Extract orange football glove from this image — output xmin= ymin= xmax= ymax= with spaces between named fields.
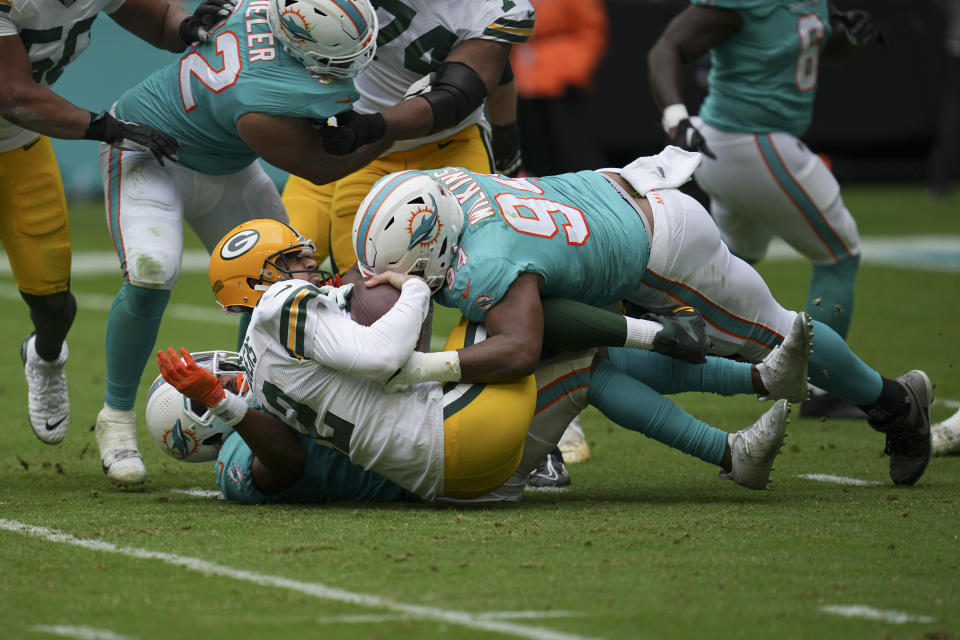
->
xmin=156 ymin=347 xmax=225 ymax=407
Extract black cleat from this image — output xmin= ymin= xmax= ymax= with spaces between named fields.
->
xmin=526 ymin=447 xmax=571 ymax=488
xmin=877 ymin=371 xmax=934 ymax=486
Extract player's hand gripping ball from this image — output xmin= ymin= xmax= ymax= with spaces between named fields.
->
xmin=349 ymin=278 xmax=402 ymax=326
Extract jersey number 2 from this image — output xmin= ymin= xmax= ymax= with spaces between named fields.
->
xmin=179 ymin=32 xmax=243 ymax=111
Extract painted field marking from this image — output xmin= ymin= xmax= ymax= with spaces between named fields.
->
xmin=316 ymin=611 xmax=583 ymax=625
xmin=820 ymin=605 xmax=934 ymax=624
xmin=30 ymin=625 xmax=135 ymax=640
xmin=0 ymin=282 xmax=235 ymax=326
xmin=795 ymin=474 xmax=883 ymax=486
xmin=765 ymin=235 xmax=960 ymax=272
xmin=2 ymin=519 xmax=596 ymax=640
xmin=170 ymin=488 xmax=222 ymax=499
xmin=2 ymin=235 xmax=957 ymax=279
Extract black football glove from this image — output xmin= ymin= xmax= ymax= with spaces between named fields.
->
xmin=491 ymin=122 xmax=522 ymax=177
xmin=835 ymin=9 xmax=885 ymax=47
xmin=642 ymin=305 xmax=712 ymax=364
xmin=83 ymin=111 xmax=179 ymax=165
xmin=319 ymin=111 xmax=386 ymax=155
xmin=179 ymin=0 xmax=236 ymax=45
xmin=668 ymin=119 xmax=716 ymax=160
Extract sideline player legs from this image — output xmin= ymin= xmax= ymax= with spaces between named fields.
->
xmin=647 ymin=1 xmax=884 ymax=417
xmin=355 ymin=148 xmax=935 ymax=486
xmin=0 ymin=0 xmax=231 ymax=445
xmin=94 ymin=0 xmax=387 ymax=487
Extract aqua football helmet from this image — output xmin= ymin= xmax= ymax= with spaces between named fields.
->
xmin=267 ymin=0 xmax=378 ymax=79
xmin=352 ymin=171 xmax=464 ymax=292
xmin=210 ymin=219 xmax=318 ymax=313
xmin=146 ymin=351 xmax=251 ymax=463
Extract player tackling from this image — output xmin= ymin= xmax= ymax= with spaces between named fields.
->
xmin=150 ymin=218 xmax=826 ymax=502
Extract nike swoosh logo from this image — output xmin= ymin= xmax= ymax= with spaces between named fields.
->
xmin=45 ymin=416 xmax=66 ymax=431
xmin=460 ymin=279 xmax=470 ymax=299
xmin=22 ymin=139 xmax=40 ymax=151
xmin=438 ymin=140 xmax=456 ymax=150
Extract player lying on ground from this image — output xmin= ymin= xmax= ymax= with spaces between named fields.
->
xmin=354 ymin=146 xmax=935 ymax=486
xmin=93 ymin=0 xmax=387 ymax=488
xmin=149 ymin=219 xmax=814 ymax=503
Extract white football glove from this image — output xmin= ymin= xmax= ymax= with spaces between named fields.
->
xmin=317 ymin=283 xmax=354 ymax=310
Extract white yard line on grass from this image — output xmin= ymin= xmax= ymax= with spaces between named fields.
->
xmin=820 ymin=605 xmax=934 ymax=624
xmin=2 ymin=519 xmax=596 ymax=640
xmin=170 ymin=488 xmax=222 ymax=499
xmin=316 ymin=612 xmax=583 ymax=625
xmin=3 ymin=236 xmax=959 ymax=279
xmin=795 ymin=474 xmax=883 ymax=486
xmin=0 ymin=282 xmax=235 ymax=326
xmin=30 ymin=625 xmax=136 ymax=640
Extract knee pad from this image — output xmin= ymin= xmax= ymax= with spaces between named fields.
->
xmin=124 ymin=249 xmax=181 ymax=290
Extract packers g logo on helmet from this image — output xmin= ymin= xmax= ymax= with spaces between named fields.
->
xmin=220 ymin=229 xmax=261 ymax=260
xmin=209 ymin=219 xmax=315 ymax=312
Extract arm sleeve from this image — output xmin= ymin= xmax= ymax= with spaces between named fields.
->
xmin=302 ymin=279 xmax=433 ymax=379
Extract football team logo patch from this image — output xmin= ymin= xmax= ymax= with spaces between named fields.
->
xmin=163 ymin=419 xmax=199 ymax=459
xmin=220 ymin=229 xmax=260 ymax=260
xmin=228 ymin=464 xmax=244 ymax=485
xmin=406 ymin=194 xmax=442 ymax=250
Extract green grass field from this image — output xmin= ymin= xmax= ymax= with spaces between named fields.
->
xmin=1 ymin=184 xmax=959 ymax=639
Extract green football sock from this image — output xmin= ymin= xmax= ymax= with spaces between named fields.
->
xmin=587 ymin=360 xmax=727 ymax=466
xmin=104 ymin=283 xmax=171 ymax=411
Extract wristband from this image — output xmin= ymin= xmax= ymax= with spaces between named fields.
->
xmin=661 ymin=104 xmax=689 ymax=132
xmin=623 ymin=317 xmax=664 ymax=350
xmin=207 ymin=391 xmax=249 ymax=427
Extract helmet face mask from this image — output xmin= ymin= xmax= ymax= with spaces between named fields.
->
xmin=146 ymin=351 xmax=251 ymax=463
xmin=353 ymin=171 xmax=464 ymax=293
xmin=267 ymin=0 xmax=378 ymax=79
xmin=210 ymin=219 xmax=323 ymax=313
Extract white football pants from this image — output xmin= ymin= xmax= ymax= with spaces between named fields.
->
xmin=691 ymin=116 xmax=860 ymax=265
xmin=627 ymin=188 xmax=797 ymax=363
xmin=100 ymin=146 xmax=287 ymax=289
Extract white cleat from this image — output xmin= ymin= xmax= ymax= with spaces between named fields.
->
xmin=932 ymin=407 xmax=960 ymax=456
xmin=96 ymin=404 xmax=146 ymax=488
xmin=756 ymin=312 xmax=813 ymax=403
xmin=558 ymin=415 xmax=590 ymax=464
xmin=21 ymin=334 xmax=69 ymax=445
xmin=720 ymin=399 xmax=791 ymax=490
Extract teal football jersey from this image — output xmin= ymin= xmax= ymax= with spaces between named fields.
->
xmin=216 ymin=431 xmax=422 ymax=504
xmin=114 ymin=0 xmax=358 ymax=174
xmin=429 ymin=169 xmax=650 ymax=322
xmin=694 ymin=0 xmax=832 ymax=137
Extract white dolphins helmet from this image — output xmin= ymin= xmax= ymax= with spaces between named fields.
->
xmin=267 ymin=0 xmax=378 ymax=79
xmin=145 ymin=351 xmax=252 ymax=463
xmin=352 ymin=171 xmax=464 ymax=292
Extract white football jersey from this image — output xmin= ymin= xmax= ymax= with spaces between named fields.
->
xmin=355 ymin=0 xmax=534 ymax=152
xmin=0 ymin=0 xmax=124 ymax=150
xmin=241 ymin=277 xmax=448 ymax=499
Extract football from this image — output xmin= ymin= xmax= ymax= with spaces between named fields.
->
xmin=349 ymin=279 xmax=402 ymax=326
